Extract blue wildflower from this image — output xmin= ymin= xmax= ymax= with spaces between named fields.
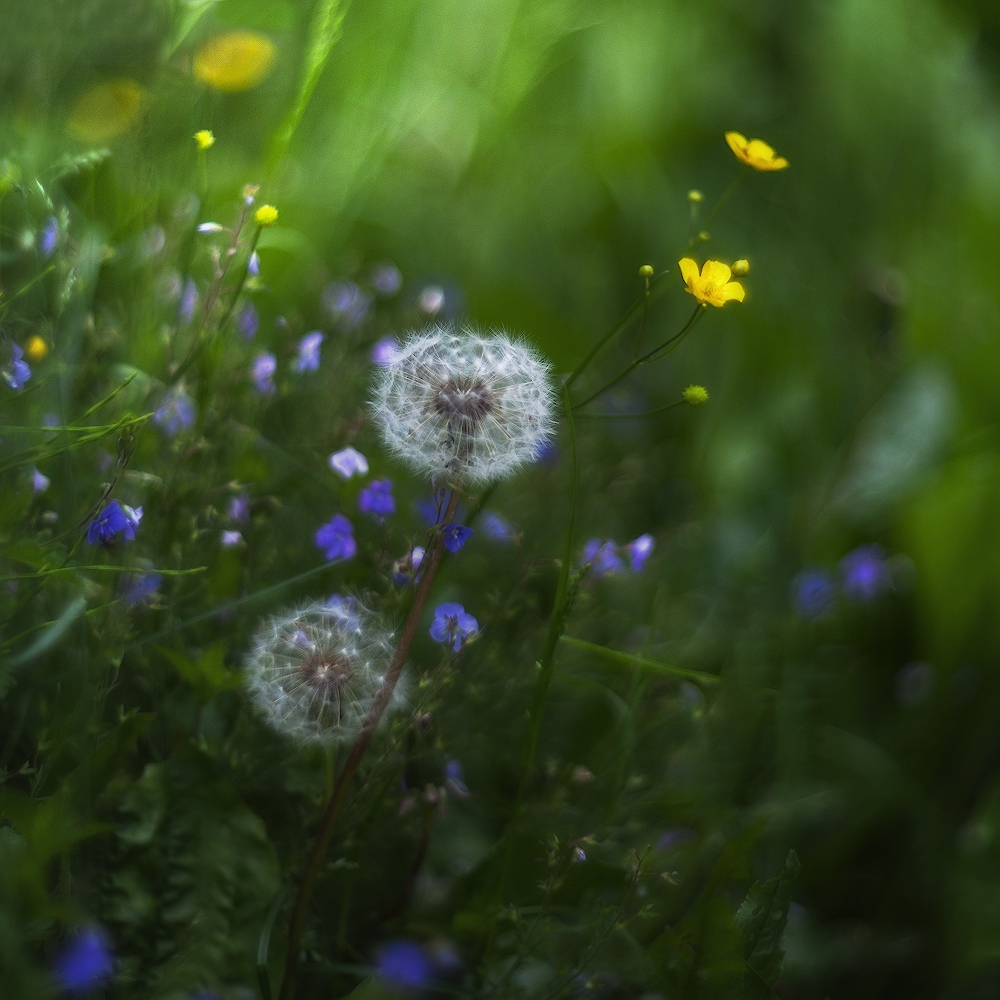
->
xmin=53 ymin=928 xmax=113 ymax=991
xmin=252 ymin=352 xmax=276 ymax=394
xmin=323 ymin=280 xmax=370 ymax=330
xmin=293 ymin=331 xmax=324 ymax=372
xmin=3 ymin=342 xmax=31 ymax=390
xmin=444 ymin=758 xmax=470 ymax=797
xmin=534 ymin=440 xmax=559 ymax=465
xmin=179 ymin=277 xmax=198 ymax=325
xmin=220 ymin=530 xmax=242 ymax=547
xmin=359 ymin=479 xmax=395 ymax=518
xmin=153 ymin=387 xmax=196 ymax=435
xmin=32 ymin=468 xmax=50 ymax=494
xmin=248 ymin=250 xmax=260 ymax=276
xmin=415 ymin=490 xmax=460 ymax=526
xmin=793 ymin=568 xmax=836 ymax=619
xmin=430 ymin=602 xmax=478 ymax=651
xmin=581 ymin=539 xmax=623 ymax=577
xmin=228 ymin=492 xmax=250 ymax=524
xmin=417 ymin=285 xmax=445 ymax=316
xmin=393 ymin=546 xmax=424 ymax=586
xmin=326 ymin=593 xmax=360 ymax=628
xmin=625 ymin=533 xmax=655 ymax=572
xmin=87 ymin=501 xmax=141 ymax=546
xmin=122 ymin=572 xmax=162 ymax=606
xmin=480 ymin=512 xmax=516 ymax=544
xmin=39 ymin=216 xmax=59 ymax=258
xmin=375 ymin=940 xmax=432 ymax=992
xmin=371 ymin=262 xmax=402 ymax=296
xmin=372 ymin=335 xmax=400 ymax=367
xmin=442 ymin=523 xmax=473 ymax=552
xmin=237 ymin=302 xmax=259 ymax=339
xmin=840 ymin=544 xmax=891 ymax=602
xmin=329 ymin=446 xmax=369 ymax=479
xmin=315 ymin=514 xmax=356 ymax=561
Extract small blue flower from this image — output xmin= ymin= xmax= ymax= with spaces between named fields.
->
xmin=442 ymin=523 xmax=473 ymax=552
xmin=430 ymin=602 xmax=478 ymax=651
xmin=393 ymin=546 xmax=424 ymax=586
xmin=179 ymin=277 xmax=198 ymax=325
xmin=153 ymin=387 xmax=196 ymax=435
xmin=293 ymin=331 xmax=324 ymax=372
xmin=220 ymin=530 xmax=243 ymax=547
xmin=840 ymin=544 xmax=891 ymax=602
xmin=444 ymin=758 xmax=470 ymax=798
xmin=32 ymin=468 xmax=50 ymax=494
xmin=39 ymin=216 xmax=59 ymax=258
xmin=625 ymin=533 xmax=655 ymax=572
xmin=326 ymin=593 xmax=360 ymax=627
xmin=323 ymin=280 xmax=370 ymax=330
xmin=87 ymin=501 xmax=141 ymax=547
xmin=793 ymin=568 xmax=836 ymax=619
xmin=371 ymin=262 xmax=402 ymax=296
xmin=237 ymin=302 xmax=259 ymax=339
xmin=329 ymin=446 xmax=369 ymax=479
xmin=252 ymin=352 xmax=276 ymax=394
xmin=372 ymin=335 xmax=400 ymax=367
xmin=359 ymin=479 xmax=395 ymax=518
xmin=228 ymin=492 xmax=250 ymax=524
xmin=122 ymin=572 xmax=162 ymax=606
xmin=415 ymin=490 xmax=460 ymax=526
xmin=3 ymin=342 xmax=31 ymax=390
xmin=248 ymin=250 xmax=260 ymax=276
xmin=581 ymin=539 xmax=623 ymax=577
xmin=53 ymin=928 xmax=113 ymax=991
xmin=534 ymin=440 xmax=559 ymax=465
xmin=315 ymin=514 xmax=356 ymax=561
xmin=375 ymin=940 xmax=432 ymax=992
xmin=480 ymin=512 xmax=516 ymax=544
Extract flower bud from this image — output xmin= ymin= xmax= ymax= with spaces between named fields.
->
xmin=639 ymin=264 xmax=654 ymax=278
xmin=193 ymin=129 xmax=215 ymax=150
xmin=254 ymin=204 xmax=278 ymax=227
xmin=682 ymin=384 xmax=709 ymax=407
xmin=688 ymin=189 xmax=703 ymax=203
xmin=731 ymin=258 xmax=750 ymax=276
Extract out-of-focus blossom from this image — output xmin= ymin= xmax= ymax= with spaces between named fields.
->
xmin=87 ymin=501 xmax=142 ymax=547
xmin=480 ymin=512 xmax=516 ymax=544
xmin=323 ymin=280 xmax=370 ymax=330
xmin=68 ymin=79 xmax=143 ymax=142
xmin=430 ymin=602 xmax=478 ymax=651
xmin=197 ymin=222 xmax=225 ymax=234
xmin=359 ymin=479 xmax=395 ymax=517
xmin=445 ymin=759 xmax=470 ymax=797
xmin=683 ymin=384 xmax=709 ymax=407
xmin=248 ymin=250 xmax=260 ymax=276
xmin=228 ymin=493 xmax=250 ymax=524
xmin=221 ymin=530 xmax=243 ymax=547
xmin=372 ymin=262 xmax=402 ymax=296
xmin=138 ymin=225 xmax=165 ymax=258
xmin=329 ymin=446 xmax=368 ymax=479
xmin=39 ymin=216 xmax=59 ymax=258
xmin=897 ymin=662 xmax=935 ymax=706
xmin=658 ymin=827 xmax=695 ymax=851
xmin=179 ymin=277 xmax=199 ymax=324
xmin=42 ymin=413 xmax=60 ymax=428
xmin=194 ymin=129 xmax=215 ymax=150
xmin=53 ymin=928 xmax=114 ymax=991
xmin=417 ymin=285 xmax=446 ymax=316
xmin=122 ymin=571 xmax=162 ymax=606
xmin=153 ymin=387 xmax=196 ymax=435
xmin=375 ymin=940 xmax=432 ymax=991
xmin=252 ymin=352 xmax=276 ymax=394
xmin=574 ymin=846 xmax=587 ymax=862
xmin=626 ymin=533 xmax=655 ymax=572
xmin=793 ymin=568 xmax=836 ymax=619
xmin=326 ymin=593 xmax=359 ymax=624
xmin=293 ymin=331 xmax=324 ymax=372
xmin=534 ymin=440 xmax=559 ymax=465
xmin=2 ymin=343 xmax=31 ymax=390
xmin=371 ymin=335 xmax=400 ymax=367
xmin=840 ymin=544 xmax=891 ymax=602
xmin=237 ymin=302 xmax=259 ymax=339
xmin=155 ymin=270 xmax=182 ymax=305
xmin=25 ymin=335 xmax=48 ymax=362
xmin=254 ymin=204 xmax=278 ymax=227
xmin=725 ymin=131 xmax=789 ymax=171
xmin=392 ymin=546 xmax=424 ymax=586
xmin=581 ymin=539 xmax=623 ymax=577
xmin=32 ymin=468 xmax=50 ymax=494
xmin=315 ymin=514 xmax=356 ymax=561
xmin=193 ymin=31 xmax=275 ymax=92
xmin=415 ymin=491 xmax=460 ymax=526
xmin=442 ymin=523 xmax=473 ymax=552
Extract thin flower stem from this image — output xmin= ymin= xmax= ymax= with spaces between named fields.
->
xmin=688 ymin=171 xmax=746 ymax=249
xmin=573 ymin=399 xmax=685 ymax=420
xmin=631 ymin=273 xmax=651 ymax=363
xmin=217 ymin=226 xmax=262 ymax=332
xmin=278 ymin=489 xmax=461 ymax=1000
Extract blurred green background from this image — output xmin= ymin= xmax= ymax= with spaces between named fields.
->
xmin=5 ymin=0 xmax=1000 ymax=997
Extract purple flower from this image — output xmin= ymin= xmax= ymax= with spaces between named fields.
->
xmin=3 ymin=342 xmax=31 ymax=390
xmin=248 ymin=250 xmax=260 ymax=276
xmin=323 ymin=280 xmax=370 ymax=330
xmin=372 ymin=336 xmax=401 ymax=367
xmin=442 ymin=523 xmax=473 ymax=552
xmin=581 ymin=539 xmax=623 ymax=577
xmin=32 ymin=468 xmax=50 ymax=494
xmin=122 ymin=572 xmax=161 ymax=606
xmin=329 ymin=446 xmax=369 ymax=479
xmin=179 ymin=277 xmax=198 ymax=325
xmin=252 ymin=352 xmax=276 ymax=394
xmin=445 ymin=758 xmax=470 ymax=798
xmin=220 ymin=530 xmax=243 ymax=547
xmin=534 ymin=440 xmax=559 ymax=465
xmin=375 ymin=940 xmax=432 ymax=992
xmin=626 ymin=533 xmax=655 ymax=572
xmin=793 ymin=568 xmax=836 ymax=619
xmin=293 ymin=331 xmax=324 ymax=372
xmin=371 ymin=262 xmax=402 ymax=296
xmin=430 ymin=602 xmax=478 ymax=651
xmin=53 ymin=928 xmax=113 ymax=991
xmin=237 ymin=302 xmax=259 ymax=339
xmin=840 ymin=544 xmax=891 ymax=602
xmin=415 ymin=490 xmax=459 ymax=526
xmin=153 ymin=387 xmax=195 ymax=435
xmin=480 ymin=512 xmax=516 ymax=544
xmin=228 ymin=492 xmax=250 ymax=524
xmin=39 ymin=216 xmax=59 ymax=258
xmin=315 ymin=514 xmax=356 ymax=561
xmin=326 ymin=593 xmax=360 ymax=627
xmin=418 ymin=285 xmax=446 ymax=316
xmin=359 ymin=479 xmax=395 ymax=518
xmin=393 ymin=546 xmax=425 ymax=585
xmin=87 ymin=501 xmax=141 ymax=547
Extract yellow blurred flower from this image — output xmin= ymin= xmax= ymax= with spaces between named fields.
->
xmin=725 ymin=131 xmax=788 ymax=171
xmin=678 ymin=258 xmax=745 ymax=308
xmin=68 ymin=79 xmax=144 ymax=142
xmin=194 ymin=129 xmax=215 ymax=150
xmin=0 ymin=160 xmax=20 ymax=196
xmin=25 ymin=336 xmax=48 ymax=362
xmin=682 ymin=384 xmax=709 ymax=407
xmin=193 ymin=31 xmax=276 ymax=92
xmin=731 ymin=258 xmax=750 ymax=277
xmin=254 ymin=204 xmax=278 ymax=227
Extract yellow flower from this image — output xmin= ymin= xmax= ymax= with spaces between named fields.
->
xmin=0 ymin=160 xmax=20 ymax=196
xmin=731 ymin=258 xmax=750 ymax=277
xmin=25 ymin=336 xmax=48 ymax=362
xmin=725 ymin=131 xmax=789 ymax=171
xmin=194 ymin=129 xmax=215 ymax=150
xmin=678 ymin=258 xmax=745 ymax=308
xmin=683 ymin=384 xmax=709 ymax=407
xmin=254 ymin=204 xmax=278 ymax=227
xmin=68 ymin=79 xmax=144 ymax=142
xmin=193 ymin=31 xmax=276 ymax=92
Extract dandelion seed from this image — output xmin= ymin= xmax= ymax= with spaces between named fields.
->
xmin=245 ymin=599 xmax=401 ymax=744
xmin=442 ymin=523 xmax=473 ymax=552
xmin=725 ymin=131 xmax=789 ymax=171
xmin=626 ymin=533 xmax=654 ymax=571
xmin=237 ymin=302 xmax=259 ymax=339
xmin=153 ymin=387 xmax=196 ymax=435
xmin=53 ymin=928 xmax=114 ymax=991
xmin=293 ymin=331 xmax=324 ymax=372
xmin=315 ymin=514 xmax=356 ymax=561
xmin=2 ymin=343 xmax=31 ymax=390
xmin=254 ymin=204 xmax=278 ymax=227
xmin=194 ymin=129 xmax=215 ymax=150
xmin=372 ymin=325 xmax=555 ymax=486
xmin=678 ymin=259 xmax=745 ymax=308
xmin=329 ymin=446 xmax=369 ymax=479
xmin=194 ymin=31 xmax=276 ymax=92
xmin=251 ymin=352 xmax=276 ymax=394
xmin=581 ymin=539 xmax=623 ymax=577
xmin=39 ymin=217 xmax=59 ymax=258
xmin=221 ymin=530 xmax=243 ymax=547
xmin=25 ymin=335 xmax=48 ymax=362
xmin=32 ymin=468 xmax=50 ymax=494
xmin=430 ymin=602 xmax=478 ymax=651
xmin=359 ymin=479 xmax=395 ymax=518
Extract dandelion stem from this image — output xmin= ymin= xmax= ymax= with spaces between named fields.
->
xmin=278 ymin=489 xmax=461 ymax=1000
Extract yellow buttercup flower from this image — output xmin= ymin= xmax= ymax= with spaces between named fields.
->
xmin=25 ymin=336 xmax=48 ymax=362
xmin=254 ymin=204 xmax=278 ymax=227
xmin=68 ymin=79 xmax=144 ymax=142
xmin=683 ymin=384 xmax=709 ymax=407
xmin=678 ymin=258 xmax=745 ymax=308
xmin=194 ymin=129 xmax=215 ymax=150
xmin=725 ymin=131 xmax=789 ymax=171
xmin=193 ymin=31 xmax=276 ymax=92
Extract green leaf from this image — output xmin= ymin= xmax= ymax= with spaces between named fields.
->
xmin=560 ymin=635 xmax=721 ymax=685
xmin=159 ymin=643 xmax=241 ymax=702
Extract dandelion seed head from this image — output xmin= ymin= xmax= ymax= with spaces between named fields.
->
xmin=246 ymin=600 xmax=403 ymax=744
xmin=371 ymin=325 xmax=555 ymax=486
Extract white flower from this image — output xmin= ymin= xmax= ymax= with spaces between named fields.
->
xmin=370 ymin=325 xmax=555 ymax=485
xmin=245 ymin=600 xmax=404 ymax=744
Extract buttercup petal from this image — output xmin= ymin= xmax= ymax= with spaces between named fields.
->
xmin=725 ymin=132 xmax=747 ymax=156
xmin=678 ymin=258 xmax=700 ymax=286
xmin=701 ymin=260 xmax=732 ymax=285
xmin=746 ymin=139 xmax=776 ymax=162
xmin=719 ymin=281 xmax=746 ymax=302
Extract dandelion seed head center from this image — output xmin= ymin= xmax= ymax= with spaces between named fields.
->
xmin=432 ymin=376 xmax=496 ymax=425
xmin=299 ymin=649 xmax=354 ymax=693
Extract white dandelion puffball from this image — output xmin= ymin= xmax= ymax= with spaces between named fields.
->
xmin=245 ymin=599 xmax=404 ymax=745
xmin=371 ymin=325 xmax=556 ymax=485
